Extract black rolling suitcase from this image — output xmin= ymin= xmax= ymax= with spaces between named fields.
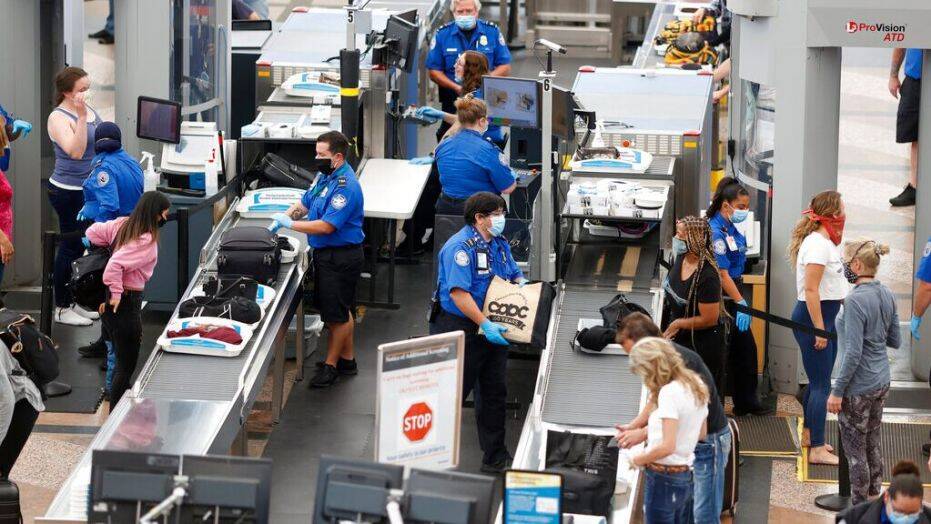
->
xmin=216 ymin=227 xmax=282 ymax=286
xmin=722 ymin=417 xmax=740 ymax=516
xmin=0 ymin=479 xmax=22 ymax=523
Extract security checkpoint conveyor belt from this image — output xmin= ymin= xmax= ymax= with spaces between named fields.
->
xmin=510 ymin=285 xmax=661 ymax=523
xmin=40 ymin=197 xmax=311 ymax=522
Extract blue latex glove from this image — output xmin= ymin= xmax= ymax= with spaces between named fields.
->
xmin=516 ymin=277 xmax=530 ymax=288
xmin=410 ymin=156 xmax=434 ymax=165
xmin=270 ymin=213 xmax=293 ymax=230
xmin=11 ymin=120 xmax=31 ymax=138
xmin=76 ymin=204 xmax=92 ymax=222
xmin=81 ymin=237 xmax=91 ymax=249
xmin=415 ymin=106 xmax=444 ymax=123
xmin=912 ymin=315 xmax=923 ymax=341
xmin=480 ymin=319 xmax=510 ymax=346
xmin=735 ymin=300 xmax=751 ymax=332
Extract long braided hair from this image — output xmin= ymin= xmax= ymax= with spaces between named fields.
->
xmin=677 ymin=216 xmax=726 ymax=341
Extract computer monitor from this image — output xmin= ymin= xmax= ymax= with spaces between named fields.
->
xmin=394 ymin=8 xmax=418 ymax=23
xmin=483 ymin=76 xmax=540 ymax=129
xmin=405 ymin=469 xmax=497 ymax=524
xmin=551 ymin=86 xmax=576 ymax=140
xmin=179 ymin=455 xmax=273 ymax=524
xmin=137 ymin=96 xmax=182 ymax=144
xmin=312 ymin=455 xmax=405 ymax=524
xmin=384 ymin=15 xmax=419 ymax=73
xmin=89 ymin=450 xmax=181 ymax=522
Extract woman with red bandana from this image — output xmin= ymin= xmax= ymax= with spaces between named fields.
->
xmin=787 ymin=190 xmax=849 ymax=466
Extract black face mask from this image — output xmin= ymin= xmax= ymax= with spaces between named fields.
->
xmin=157 ymin=216 xmax=167 ymax=228
xmin=315 ymin=157 xmax=335 ymax=176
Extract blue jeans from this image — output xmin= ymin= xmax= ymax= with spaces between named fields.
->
xmin=47 ymin=183 xmax=88 ymax=308
xmin=643 ymin=468 xmax=693 ymax=524
xmin=105 ymin=340 xmax=115 ymax=395
xmin=693 ymin=426 xmax=733 ymax=524
xmin=105 ymin=0 xmax=114 ymax=34
xmin=792 ymin=300 xmax=842 ymax=447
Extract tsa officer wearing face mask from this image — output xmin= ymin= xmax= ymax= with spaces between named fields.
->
xmin=434 ymin=97 xmax=516 ymax=216
xmin=270 ymin=131 xmax=365 ymax=389
xmin=430 ymin=192 xmax=526 ymax=473
xmin=426 ymin=0 xmax=511 ymax=139
xmin=707 ymin=178 xmax=771 ymax=417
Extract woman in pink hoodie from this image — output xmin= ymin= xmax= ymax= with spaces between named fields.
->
xmin=85 ymin=191 xmax=170 ymax=411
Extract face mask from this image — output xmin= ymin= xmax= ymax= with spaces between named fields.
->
xmin=315 ymin=157 xmax=335 ymax=176
xmin=672 ymin=237 xmax=688 ymax=256
xmin=81 ymin=89 xmax=94 ymax=104
xmin=887 ymin=503 xmax=920 ymax=524
xmin=489 ymin=214 xmax=506 ymax=237
xmin=157 ymin=216 xmax=167 ymax=228
xmin=731 ymin=208 xmax=749 ymax=224
xmin=843 ymin=262 xmax=858 ymax=284
xmin=455 ymin=15 xmax=477 ymax=30
xmin=803 ymin=209 xmax=845 ymax=245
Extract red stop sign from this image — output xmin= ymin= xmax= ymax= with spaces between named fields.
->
xmin=402 ymin=402 xmax=433 ymax=442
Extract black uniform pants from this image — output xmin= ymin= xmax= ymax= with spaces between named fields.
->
xmin=674 ymin=325 xmax=726 ymax=399
xmin=429 ymin=310 xmax=509 ymax=465
xmin=435 ymin=193 xmax=466 ymax=217
xmin=102 ymin=290 xmax=143 ymax=412
xmin=725 ymin=299 xmax=761 ymax=411
xmin=0 ymin=399 xmax=39 ymax=478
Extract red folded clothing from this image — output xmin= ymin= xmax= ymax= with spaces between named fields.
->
xmin=167 ymin=324 xmax=243 ymax=344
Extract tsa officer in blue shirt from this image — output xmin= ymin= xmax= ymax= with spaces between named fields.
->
xmin=0 ymin=104 xmax=32 ymax=173
xmin=434 ymin=97 xmax=515 ymax=215
xmin=271 ymin=131 xmax=365 ymax=388
xmin=708 ymin=177 xmax=770 ymax=416
xmin=427 ymin=0 xmax=511 ymax=138
xmin=430 ymin=192 xmax=526 ymax=473
xmin=912 ymin=236 xmax=931 ymax=342
xmin=77 ymin=122 xmax=143 ymax=224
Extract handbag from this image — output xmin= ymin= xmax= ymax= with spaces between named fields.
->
xmin=480 ymin=277 xmax=556 ymax=349
xmin=202 ymin=276 xmax=259 ymax=301
xmin=544 ymin=431 xmax=618 ymax=518
xmin=599 ymin=294 xmax=651 ymax=328
xmin=178 ymin=295 xmax=262 ymax=324
xmin=250 ymin=152 xmax=316 ymax=189
xmin=67 ymin=246 xmax=112 ymax=311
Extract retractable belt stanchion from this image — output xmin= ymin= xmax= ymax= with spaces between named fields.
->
xmin=40 ymin=230 xmax=72 ymax=398
xmin=341 ymin=0 xmax=362 ymax=164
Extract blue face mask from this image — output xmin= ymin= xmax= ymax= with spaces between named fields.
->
xmin=455 ymin=15 xmax=477 ymax=30
xmin=887 ymin=504 xmax=920 ymax=524
xmin=672 ymin=237 xmax=688 ymax=256
xmin=731 ymin=208 xmax=749 ymax=224
xmin=489 ymin=214 xmax=506 ymax=237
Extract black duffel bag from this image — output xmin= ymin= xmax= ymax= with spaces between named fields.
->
xmin=68 ymin=246 xmax=112 ymax=311
xmin=178 ymin=295 xmax=262 ymax=324
xmin=250 ymin=152 xmax=316 ymax=189
xmin=544 ymin=431 xmax=618 ymax=518
xmin=599 ymin=293 xmax=651 ymax=328
xmin=216 ymin=226 xmax=282 ymax=286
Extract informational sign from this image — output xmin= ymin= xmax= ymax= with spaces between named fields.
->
xmin=504 ymin=470 xmax=563 ymax=524
xmin=375 ymin=332 xmax=464 ymax=470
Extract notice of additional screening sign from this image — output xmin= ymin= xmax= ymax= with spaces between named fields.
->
xmin=504 ymin=470 xmax=562 ymax=524
xmin=375 ymin=332 xmax=464 ymax=470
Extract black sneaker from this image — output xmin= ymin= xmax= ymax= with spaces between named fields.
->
xmin=88 ymin=29 xmax=111 ymax=39
xmin=480 ymin=456 xmax=513 ymax=475
xmin=315 ymin=358 xmax=358 ymax=375
xmin=79 ymin=341 xmax=107 ymax=358
xmin=310 ymin=364 xmax=339 ymax=388
xmin=890 ymin=184 xmax=916 ymax=207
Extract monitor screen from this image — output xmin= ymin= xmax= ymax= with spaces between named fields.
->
xmin=551 ymin=85 xmax=576 ymax=140
xmin=385 ymin=15 xmax=418 ymax=73
xmin=179 ymin=455 xmax=273 ymax=524
xmin=483 ymin=77 xmax=540 ymax=129
xmin=406 ymin=469 xmax=497 ymax=524
xmin=137 ymin=96 xmax=182 ymax=144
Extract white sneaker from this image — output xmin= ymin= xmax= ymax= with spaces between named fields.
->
xmin=73 ymin=305 xmax=100 ymax=321
xmin=55 ymin=306 xmax=93 ymax=327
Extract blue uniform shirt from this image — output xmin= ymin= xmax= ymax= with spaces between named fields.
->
xmin=437 ymin=225 xmax=523 ymax=317
xmin=82 ymin=150 xmax=144 ymax=222
xmin=905 ymin=48 xmax=923 ymax=80
xmin=0 ymin=105 xmax=13 ymax=172
xmin=300 ymin=162 xmax=365 ymax=249
xmin=709 ymin=212 xmax=747 ymax=280
xmin=435 ymin=129 xmax=514 ymax=199
xmin=917 ymin=236 xmax=931 ymax=284
xmin=426 ymin=20 xmax=511 ymax=83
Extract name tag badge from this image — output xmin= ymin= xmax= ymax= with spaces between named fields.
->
xmin=726 ymin=235 xmax=738 ymax=252
xmin=446 ymin=48 xmax=458 ymax=53
xmin=477 ymin=252 xmax=489 ymax=272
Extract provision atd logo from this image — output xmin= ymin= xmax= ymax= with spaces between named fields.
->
xmin=846 ymin=20 xmax=906 ymax=41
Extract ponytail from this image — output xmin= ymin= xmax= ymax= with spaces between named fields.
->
xmin=707 ymin=177 xmax=748 ymax=219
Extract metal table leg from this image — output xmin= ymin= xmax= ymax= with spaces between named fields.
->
xmin=271 ymin=330 xmax=286 ymax=424
xmin=295 ymin=298 xmax=305 ymax=382
xmin=388 ymin=218 xmax=397 ymax=304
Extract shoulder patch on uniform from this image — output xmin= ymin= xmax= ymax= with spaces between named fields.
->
xmin=924 ymin=241 xmax=931 ymax=258
xmin=331 ymin=194 xmax=348 ymax=210
xmin=455 ymin=250 xmax=470 ymax=267
xmin=96 ymin=171 xmax=109 ymax=187
xmin=464 ymin=237 xmax=477 ymax=248
xmin=713 ymin=239 xmax=727 ymax=255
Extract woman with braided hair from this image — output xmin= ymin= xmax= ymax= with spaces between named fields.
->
xmin=662 ymin=216 xmax=726 ymax=397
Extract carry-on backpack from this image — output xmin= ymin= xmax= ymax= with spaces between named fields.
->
xmin=216 ymin=226 xmax=282 ymax=286
xmin=0 ymin=479 xmax=22 ymax=523
xmin=67 ymin=246 xmax=112 ymax=312
xmin=722 ymin=417 xmax=740 ymax=515
xmin=0 ymin=310 xmax=60 ymax=398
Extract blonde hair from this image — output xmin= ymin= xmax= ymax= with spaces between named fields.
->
xmin=787 ymin=190 xmax=843 ymax=266
xmin=629 ymin=337 xmax=709 ymax=406
xmin=454 ymin=94 xmax=487 ymax=126
xmin=844 ymin=239 xmax=890 ymax=273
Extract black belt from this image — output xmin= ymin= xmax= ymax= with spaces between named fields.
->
xmin=439 ymin=193 xmax=467 ymax=204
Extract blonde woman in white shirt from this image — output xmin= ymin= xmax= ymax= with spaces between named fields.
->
xmin=787 ymin=190 xmax=849 ymax=466
xmin=629 ymin=337 xmax=709 ymax=524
